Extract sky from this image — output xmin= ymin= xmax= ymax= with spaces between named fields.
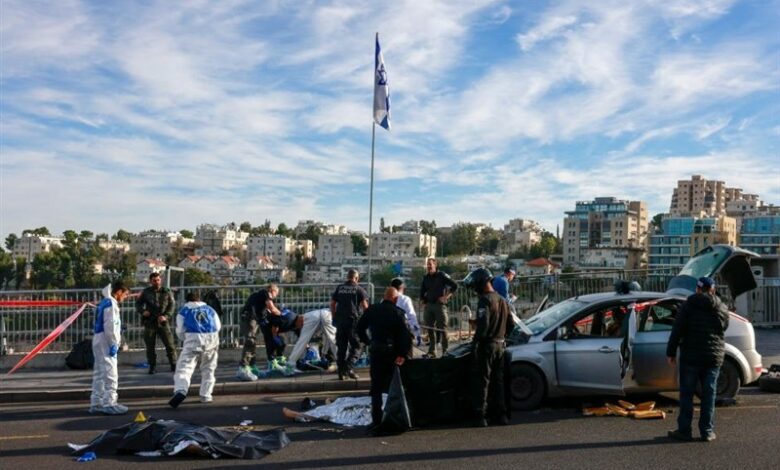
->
xmin=1 ymin=0 xmax=779 ymax=240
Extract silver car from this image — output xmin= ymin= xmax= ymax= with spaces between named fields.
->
xmin=506 ymin=245 xmax=764 ymax=410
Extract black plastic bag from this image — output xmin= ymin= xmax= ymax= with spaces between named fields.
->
xmin=65 ymin=338 xmax=94 ymax=370
xmin=375 ymin=366 xmax=411 ymax=434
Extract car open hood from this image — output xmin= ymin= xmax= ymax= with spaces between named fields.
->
xmin=666 ymin=245 xmax=759 ymax=298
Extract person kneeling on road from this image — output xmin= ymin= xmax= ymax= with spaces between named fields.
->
xmin=356 ymin=287 xmax=412 ymax=431
xmin=464 ymin=268 xmax=515 ymax=427
xmin=170 ymin=292 xmax=221 ymax=408
xmin=287 ymin=308 xmax=338 ymax=369
xmin=90 ymin=282 xmax=131 ymax=416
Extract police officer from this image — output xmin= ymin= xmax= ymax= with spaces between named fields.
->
xmin=169 ymin=291 xmax=221 ymax=408
xmin=331 ymin=269 xmax=369 ymax=380
xmin=464 ymin=268 xmax=515 ymax=427
xmin=356 ymin=287 xmax=412 ymax=429
xmin=237 ymin=283 xmax=281 ymax=381
xmin=135 ymin=272 xmax=177 ymax=374
xmin=420 ymin=258 xmax=458 ymax=357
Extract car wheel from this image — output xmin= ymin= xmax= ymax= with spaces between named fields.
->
xmin=695 ymin=359 xmax=740 ymax=400
xmin=510 ymin=363 xmax=545 ymax=411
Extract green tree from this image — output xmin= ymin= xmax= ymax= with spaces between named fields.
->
xmin=184 ymin=268 xmax=214 ymax=286
xmin=448 ymin=223 xmax=478 ymax=255
xmin=0 ymin=251 xmax=14 ymax=288
xmin=239 ymin=222 xmax=252 ymax=233
xmin=5 ymin=233 xmax=18 ymax=251
xmin=113 ymin=229 xmax=132 ymax=242
xmin=300 ymin=225 xmax=323 ymax=245
xmin=22 ymin=227 xmax=51 ymax=236
xmin=351 ymin=234 xmax=368 ymax=255
xmin=79 ymin=230 xmax=94 ymax=242
xmin=419 ymin=220 xmax=437 ymax=236
xmin=276 ymin=223 xmax=293 ymax=237
xmin=179 ymin=229 xmax=194 ymax=239
xmin=95 ymin=233 xmax=110 ymax=242
xmin=650 ymin=213 xmax=666 ymax=233
xmin=477 ymin=227 xmax=501 ymax=255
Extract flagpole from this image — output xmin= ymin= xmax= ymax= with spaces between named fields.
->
xmin=367 ymin=120 xmax=376 ymax=290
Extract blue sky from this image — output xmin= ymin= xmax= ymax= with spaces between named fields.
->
xmin=1 ymin=0 xmax=779 ymax=239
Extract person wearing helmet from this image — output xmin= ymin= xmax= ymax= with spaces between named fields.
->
xmin=463 ymin=267 xmax=515 ymax=427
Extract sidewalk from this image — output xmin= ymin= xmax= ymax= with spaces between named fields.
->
xmin=1 ymin=330 xmax=778 ymax=404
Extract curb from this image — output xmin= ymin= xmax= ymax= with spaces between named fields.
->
xmin=0 ymin=378 xmax=371 ymax=403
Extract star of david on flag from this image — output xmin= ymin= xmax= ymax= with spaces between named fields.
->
xmin=373 ymin=33 xmax=391 ymax=130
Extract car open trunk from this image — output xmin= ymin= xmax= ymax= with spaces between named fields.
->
xmin=666 ymin=245 xmax=759 ymax=299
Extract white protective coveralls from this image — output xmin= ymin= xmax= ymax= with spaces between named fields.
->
xmin=91 ymin=284 xmax=122 ymax=408
xmin=287 ymin=308 xmax=338 ymax=364
xmin=173 ymin=301 xmax=221 ymax=400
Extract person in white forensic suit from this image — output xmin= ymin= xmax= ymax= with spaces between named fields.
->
xmin=90 ymin=282 xmax=131 ymax=415
xmin=287 ymin=308 xmax=338 ymax=366
xmin=169 ymin=291 xmax=221 ymax=408
xmin=390 ymin=278 xmax=423 ymax=347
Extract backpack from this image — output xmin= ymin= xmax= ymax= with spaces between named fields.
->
xmin=65 ymin=338 xmax=94 ymax=370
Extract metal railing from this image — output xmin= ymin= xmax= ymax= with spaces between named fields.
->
xmin=1 ymin=271 xmax=778 ymax=355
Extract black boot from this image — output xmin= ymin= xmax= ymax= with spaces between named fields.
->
xmin=148 ymin=365 xmax=156 ymax=375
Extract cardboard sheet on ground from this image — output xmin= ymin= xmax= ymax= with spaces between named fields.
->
xmin=69 ymin=419 xmax=289 ymax=459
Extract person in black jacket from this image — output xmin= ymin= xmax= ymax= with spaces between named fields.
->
xmin=666 ymin=276 xmax=730 ymax=442
xmin=331 ymin=269 xmax=369 ymax=380
xmin=464 ymin=268 xmax=515 ymax=427
xmin=419 ymin=258 xmax=458 ymax=358
xmin=356 ymin=287 xmax=412 ymax=429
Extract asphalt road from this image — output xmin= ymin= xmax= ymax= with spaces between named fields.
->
xmin=1 ymin=389 xmax=778 ymax=469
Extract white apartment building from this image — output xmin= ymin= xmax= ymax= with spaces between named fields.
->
xmin=369 ymin=232 xmax=437 ymax=259
xmin=670 ymin=175 xmax=749 ymax=218
xmin=130 ymin=231 xmax=191 ymax=260
xmin=316 ymin=234 xmax=355 ymax=264
xmin=247 ymin=235 xmax=313 ymax=268
xmin=12 ymin=233 xmax=64 ymax=259
xmin=195 ymin=224 xmax=248 ymax=255
xmin=136 ymin=258 xmax=167 ymax=284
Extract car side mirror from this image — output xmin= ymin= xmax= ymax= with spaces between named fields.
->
xmin=557 ymin=326 xmax=568 ymax=340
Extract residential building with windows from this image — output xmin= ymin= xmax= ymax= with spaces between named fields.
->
xmin=648 ymin=216 xmax=737 ymax=271
xmin=316 ymin=234 xmax=355 ymax=264
xmin=562 ymin=197 xmax=648 ymax=269
xmin=136 ymin=258 xmax=167 ymax=284
xmin=12 ymin=233 xmax=64 ymax=260
xmin=369 ymin=232 xmax=437 ymax=259
xmin=502 ymin=219 xmax=543 ymax=254
xmin=740 ymin=215 xmax=780 ymax=256
xmin=669 ymin=175 xmax=747 ymax=217
xmin=130 ymin=231 xmax=192 ymax=260
xmin=246 ymin=235 xmax=312 ymax=268
xmin=194 ymin=224 xmax=248 ymax=255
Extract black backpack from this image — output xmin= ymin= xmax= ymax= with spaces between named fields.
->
xmin=65 ymin=338 xmax=94 ymax=370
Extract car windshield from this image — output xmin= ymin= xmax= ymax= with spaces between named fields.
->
xmin=678 ymin=245 xmax=730 ymax=278
xmin=524 ymin=299 xmax=587 ymax=335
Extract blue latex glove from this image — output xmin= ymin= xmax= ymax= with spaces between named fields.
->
xmin=273 ymin=336 xmax=284 ymax=347
xmin=108 ymin=344 xmax=118 ymax=357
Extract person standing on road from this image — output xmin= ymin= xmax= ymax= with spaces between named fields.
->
xmin=90 ymin=282 xmax=131 ymax=416
xmin=135 ymin=272 xmax=178 ymax=374
xmin=237 ymin=284 xmax=281 ymax=381
xmin=356 ymin=287 xmax=412 ymax=431
xmin=666 ymin=276 xmax=730 ymax=442
xmin=169 ymin=291 xmax=221 ymax=408
xmin=331 ymin=269 xmax=369 ymax=380
xmin=464 ymin=268 xmax=515 ymax=427
xmin=390 ymin=278 xmax=422 ymax=347
xmin=419 ymin=258 xmax=458 ymax=358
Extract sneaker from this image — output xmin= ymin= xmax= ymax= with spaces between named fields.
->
xmin=701 ymin=432 xmax=717 ymax=442
xmin=169 ymin=392 xmax=186 ymax=409
xmin=88 ymin=405 xmax=104 ymax=415
xmin=102 ymin=405 xmax=129 ymax=415
xmin=347 ymin=369 xmax=360 ymax=380
xmin=269 ymin=359 xmax=285 ymax=373
xmin=667 ymin=429 xmax=693 ymax=442
xmin=199 ymin=396 xmax=213 ymax=403
xmin=423 ymin=352 xmax=436 ymax=359
xmin=236 ymin=366 xmax=258 ymax=382
xmin=326 ymin=364 xmax=338 ymax=373
xmin=250 ymin=365 xmax=263 ymax=377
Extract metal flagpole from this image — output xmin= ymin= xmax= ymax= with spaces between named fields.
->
xmin=367 ymin=121 xmax=376 ymax=288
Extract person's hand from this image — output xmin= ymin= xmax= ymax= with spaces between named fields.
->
xmin=667 ymin=356 xmax=676 ymax=367
xmin=108 ymin=345 xmax=118 ymax=357
xmin=157 ymin=316 xmax=167 ymax=325
xmin=438 ymin=295 xmax=448 ymax=304
xmin=394 ymin=356 xmax=405 ymax=366
xmin=142 ymin=310 xmax=150 ymax=317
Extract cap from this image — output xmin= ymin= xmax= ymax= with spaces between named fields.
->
xmin=505 ymin=267 xmax=517 ymax=275
xmin=697 ymin=277 xmax=716 ymax=290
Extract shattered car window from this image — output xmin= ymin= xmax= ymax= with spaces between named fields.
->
xmin=678 ymin=245 xmax=729 ymax=279
xmin=525 ymin=299 xmax=587 ymax=335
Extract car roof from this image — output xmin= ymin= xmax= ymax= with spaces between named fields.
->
xmin=569 ymin=290 xmax=673 ymax=304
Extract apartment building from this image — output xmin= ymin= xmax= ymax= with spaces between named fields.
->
xmin=12 ymin=233 xmax=64 ymax=259
xmin=246 ymin=235 xmax=313 ymax=268
xmin=130 ymin=231 xmax=192 ymax=260
xmin=669 ymin=175 xmax=747 ymax=217
xmin=194 ymin=224 xmax=248 ymax=255
xmin=562 ymin=197 xmax=648 ymax=269
xmin=648 ymin=216 xmax=737 ymax=271
xmin=740 ymin=214 xmax=780 ymax=255
xmin=135 ymin=258 xmax=167 ymax=284
xmin=369 ymin=232 xmax=437 ymax=259
xmin=502 ymin=218 xmax=543 ymax=253
xmin=316 ymin=234 xmax=355 ymax=264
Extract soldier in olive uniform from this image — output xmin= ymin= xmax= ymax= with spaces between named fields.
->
xmin=135 ymin=272 xmax=178 ymax=374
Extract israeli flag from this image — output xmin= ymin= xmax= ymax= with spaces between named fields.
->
xmin=373 ymin=33 xmax=391 ymax=130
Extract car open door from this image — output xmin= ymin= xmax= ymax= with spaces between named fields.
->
xmin=555 ymin=304 xmax=627 ymax=395
xmin=627 ymin=299 xmax=681 ymax=389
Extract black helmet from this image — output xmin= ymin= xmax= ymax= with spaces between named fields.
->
xmin=463 ymin=267 xmax=493 ymax=294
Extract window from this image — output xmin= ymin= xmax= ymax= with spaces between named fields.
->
xmin=638 ymin=302 xmax=679 ymax=332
